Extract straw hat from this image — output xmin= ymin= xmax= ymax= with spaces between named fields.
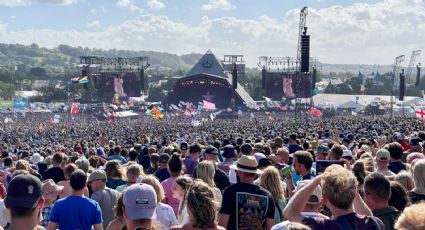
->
xmin=230 ymin=155 xmax=262 ymax=174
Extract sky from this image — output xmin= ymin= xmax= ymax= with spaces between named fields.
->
xmin=0 ymin=0 xmax=424 ymax=67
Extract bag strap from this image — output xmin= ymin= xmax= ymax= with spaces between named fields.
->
xmin=275 ymin=201 xmax=283 ymax=220
xmin=370 ymin=216 xmax=382 ymax=230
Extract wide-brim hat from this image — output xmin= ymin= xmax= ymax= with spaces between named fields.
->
xmin=42 ymin=179 xmax=64 ymax=200
xmin=230 ymin=155 xmax=262 ymax=174
xmin=30 ymin=153 xmax=44 ymax=165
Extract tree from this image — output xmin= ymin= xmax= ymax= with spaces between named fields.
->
xmin=0 ymin=82 xmax=15 ymax=100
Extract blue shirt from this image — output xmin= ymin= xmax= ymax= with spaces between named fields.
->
xmin=49 ymin=195 xmax=102 ymax=230
xmin=108 ymin=155 xmax=127 ymax=165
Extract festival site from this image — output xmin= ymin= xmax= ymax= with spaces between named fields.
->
xmin=0 ymin=1 xmax=424 ymax=230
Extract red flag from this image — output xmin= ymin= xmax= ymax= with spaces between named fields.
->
xmin=310 ymin=107 xmax=321 ymax=117
xmin=49 ymin=117 xmax=54 ymax=125
xmin=70 ymin=103 xmax=80 ymax=116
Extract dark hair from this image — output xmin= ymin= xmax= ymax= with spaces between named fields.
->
xmin=64 ymin=163 xmax=78 ymax=178
xmin=52 ymin=153 xmax=63 ymax=165
xmin=168 ymin=153 xmax=182 ymax=177
xmin=129 ymin=150 xmax=138 ymax=161
xmin=293 ymin=151 xmax=313 ymax=170
xmin=114 ymin=145 xmax=121 ymax=154
xmin=1 ymin=151 xmax=9 ymax=158
xmin=189 ymin=144 xmax=202 ymax=154
xmin=418 ymin=131 xmax=425 ymax=142
xmin=364 ymin=172 xmax=391 ymax=200
xmin=330 ymin=144 xmax=343 ymax=158
xmin=10 ymin=207 xmax=36 ymax=219
xmin=70 ymin=169 xmax=87 ymax=191
xmin=389 ymin=181 xmax=411 ymax=211
xmin=386 ymin=142 xmax=404 ymax=160
xmin=352 ymin=160 xmax=367 ymax=186
xmin=289 ymin=134 xmax=297 ymax=141
xmin=3 ymin=157 xmax=13 ymax=167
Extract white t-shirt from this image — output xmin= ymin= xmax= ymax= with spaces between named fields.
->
xmin=156 ymin=202 xmax=178 ymax=230
xmin=376 ymin=169 xmax=395 ymax=177
xmin=271 ymin=212 xmax=322 ymax=230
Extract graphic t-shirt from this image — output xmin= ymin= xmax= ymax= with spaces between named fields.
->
xmin=220 ymin=182 xmax=275 ymax=230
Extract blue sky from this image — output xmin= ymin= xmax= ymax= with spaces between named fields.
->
xmin=0 ymin=0 xmax=424 ymax=67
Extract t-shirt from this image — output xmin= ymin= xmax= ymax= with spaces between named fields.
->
xmin=302 ymin=212 xmax=384 ymax=230
xmin=154 ymin=168 xmax=171 ymax=182
xmin=91 ymin=187 xmax=120 ymax=229
xmin=372 ymin=206 xmax=399 ymax=230
xmin=43 ymin=166 xmax=65 ymax=183
xmin=220 ymin=182 xmax=276 ymax=230
xmin=183 ymin=155 xmax=198 ymax=175
xmin=108 ymin=155 xmax=127 ymax=165
xmin=388 ymin=161 xmax=407 ymax=174
xmin=156 ymin=202 xmax=178 ymax=230
xmin=106 ymin=178 xmax=127 ymax=189
xmin=408 ymin=191 xmax=425 ymax=204
xmin=49 ymin=195 xmax=103 ymax=230
xmin=375 ymin=169 xmax=395 ymax=177
xmin=272 ymin=212 xmax=323 ymax=230
xmin=162 ymin=176 xmax=180 ymax=216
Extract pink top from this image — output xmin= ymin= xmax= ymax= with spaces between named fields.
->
xmin=161 ymin=176 xmax=180 ymax=216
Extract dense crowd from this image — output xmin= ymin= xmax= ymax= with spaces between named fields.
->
xmin=0 ymin=112 xmax=425 ymax=230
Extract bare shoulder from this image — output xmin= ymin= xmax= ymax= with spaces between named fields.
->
xmin=169 ymin=226 xmax=184 ymax=230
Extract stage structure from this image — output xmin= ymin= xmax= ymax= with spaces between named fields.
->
xmin=165 ymin=50 xmax=258 ymax=110
xmin=79 ymin=56 xmax=150 ymax=102
xmin=258 ymin=6 xmax=314 ymax=120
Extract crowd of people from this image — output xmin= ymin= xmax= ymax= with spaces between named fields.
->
xmin=0 ymin=112 xmax=425 ymax=230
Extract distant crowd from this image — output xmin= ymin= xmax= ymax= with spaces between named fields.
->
xmin=0 ymin=112 xmax=424 ymax=230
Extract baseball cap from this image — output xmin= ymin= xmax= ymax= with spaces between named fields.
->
xmin=316 ymin=145 xmax=329 ymax=154
xmin=180 ymin=142 xmax=188 ymax=150
xmin=342 ymin=150 xmax=353 ymax=159
xmin=159 ymin=154 xmax=170 ymax=164
xmin=88 ymin=170 xmax=107 ymax=182
xmin=205 ymin=146 xmax=219 ymax=156
xmin=5 ymin=174 xmax=42 ymax=209
xmin=123 ymin=184 xmax=157 ymax=220
xmin=376 ymin=149 xmax=390 ymax=161
xmin=294 ymin=180 xmax=322 ymax=205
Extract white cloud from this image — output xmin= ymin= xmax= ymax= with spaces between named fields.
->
xmin=147 ymin=0 xmax=164 ymax=10
xmin=9 ymin=15 xmax=16 ymax=19
xmin=201 ymin=0 xmax=234 ymax=11
xmin=0 ymin=0 xmax=424 ymax=67
xmin=0 ymin=0 xmax=74 ymax=7
xmin=116 ymin=0 xmax=143 ymax=13
xmin=86 ymin=20 xmax=101 ymax=28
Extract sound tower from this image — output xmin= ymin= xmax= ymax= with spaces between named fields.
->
xmin=82 ymin=68 xmax=88 ymax=89
xmin=232 ymin=63 xmax=238 ymax=89
xmin=399 ymin=70 xmax=405 ymax=101
xmin=262 ymin=68 xmax=266 ymax=89
xmin=300 ymin=35 xmax=310 ymax=73
xmin=140 ymin=68 xmax=145 ymax=90
xmin=416 ymin=65 xmax=421 ymax=87
xmin=312 ymin=67 xmax=317 ymax=91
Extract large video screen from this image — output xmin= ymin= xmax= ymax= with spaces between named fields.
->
xmin=93 ymin=73 xmax=142 ymax=102
xmin=265 ymin=72 xmax=312 ymax=100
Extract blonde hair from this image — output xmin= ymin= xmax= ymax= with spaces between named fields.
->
xmin=413 ymin=159 xmax=425 ymax=194
xmin=360 ymin=153 xmax=374 ymax=172
xmin=395 ymin=202 xmax=425 ymax=230
xmin=15 ymin=160 xmax=30 ymax=171
xmin=321 ymin=164 xmax=357 ymax=210
xmin=196 ymin=161 xmax=216 ymax=188
xmin=186 ymin=180 xmax=219 ymax=229
xmin=395 ymin=170 xmax=415 ymax=191
xmin=258 ymin=166 xmax=285 ymax=202
xmin=141 ymin=175 xmax=165 ymax=203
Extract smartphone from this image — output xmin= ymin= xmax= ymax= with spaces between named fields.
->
xmin=316 ymin=160 xmax=344 ymax=175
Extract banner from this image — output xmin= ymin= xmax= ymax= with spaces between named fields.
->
xmin=13 ymin=99 xmax=28 ymax=107
xmin=0 ymin=101 xmax=13 ymax=108
xmin=203 ymin=100 xmax=216 ymax=111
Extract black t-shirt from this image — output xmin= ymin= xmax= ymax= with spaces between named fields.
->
xmin=220 ymin=182 xmax=275 ymax=230
xmin=214 ymin=167 xmax=230 ymax=191
xmin=43 ymin=166 xmax=65 ymax=183
xmin=388 ymin=161 xmax=407 ymax=174
xmin=288 ymin=144 xmax=303 ymax=154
